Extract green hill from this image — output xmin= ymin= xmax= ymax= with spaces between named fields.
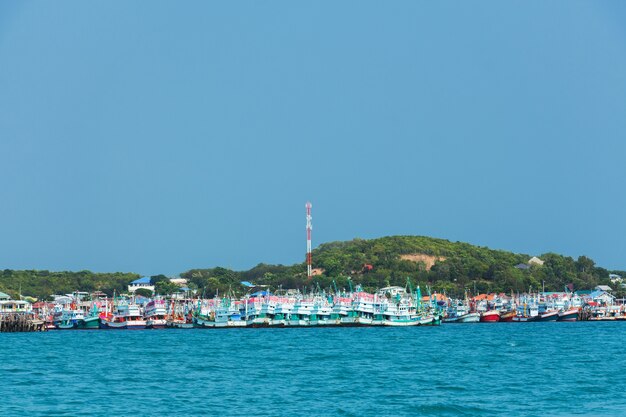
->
xmin=1 ymin=236 xmax=622 ymax=300
xmin=0 ymin=270 xmax=139 ymax=300
xmin=182 ymin=236 xmax=621 ymax=297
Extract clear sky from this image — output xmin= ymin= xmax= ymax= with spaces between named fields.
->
xmin=1 ymin=1 xmax=625 ymax=276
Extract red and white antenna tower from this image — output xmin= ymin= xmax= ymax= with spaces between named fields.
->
xmin=306 ymin=201 xmax=312 ymax=279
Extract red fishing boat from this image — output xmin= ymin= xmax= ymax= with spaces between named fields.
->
xmin=480 ymin=310 xmax=501 ymax=322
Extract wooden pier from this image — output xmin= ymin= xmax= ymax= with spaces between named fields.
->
xmin=0 ymin=313 xmax=47 ymax=332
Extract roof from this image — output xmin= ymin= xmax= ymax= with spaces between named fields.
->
xmin=589 ymin=290 xmax=615 ymax=299
xmin=240 ymin=281 xmax=255 ymax=288
xmin=595 ymin=285 xmax=613 ymax=292
xmin=0 ymin=291 xmax=10 ymax=300
xmin=515 ymin=263 xmax=530 ymax=270
xmin=0 ymin=299 xmax=29 ymax=305
xmin=130 ymin=277 xmax=152 ymax=285
xmin=421 ymin=293 xmax=448 ymax=302
xmin=33 ymin=302 xmax=55 ymax=308
xmin=528 ymin=256 xmax=545 ymax=266
xmin=472 ymin=294 xmax=496 ymax=301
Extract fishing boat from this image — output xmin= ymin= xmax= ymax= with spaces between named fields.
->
xmin=196 ymin=297 xmax=246 ymax=328
xmin=245 ymin=295 xmax=273 ymax=327
xmin=538 ymin=310 xmax=559 ymax=322
xmin=500 ymin=310 xmax=517 ymax=322
xmin=443 ymin=312 xmax=461 ymax=323
xmin=456 ymin=312 xmax=480 ymax=323
xmin=54 ymin=309 xmax=85 ymax=329
xmin=309 ymin=299 xmax=335 ymax=326
xmin=216 ymin=302 xmax=246 ymax=328
xmin=382 ymin=313 xmax=420 ymax=326
xmin=444 ymin=303 xmax=479 ymax=323
xmin=514 ymin=316 xmax=538 ymax=322
xmin=100 ymin=300 xmax=146 ymax=329
xmin=165 ymin=300 xmax=195 ymax=328
xmin=511 ymin=302 xmax=539 ymax=322
xmin=330 ymin=296 xmax=351 ymax=325
xmin=269 ymin=305 xmax=289 ymax=326
xmin=480 ymin=310 xmax=501 ymax=322
xmin=417 ymin=312 xmax=442 ymax=326
xmin=382 ymin=298 xmax=420 ymax=326
xmin=144 ymin=299 xmax=168 ymax=329
xmin=77 ymin=314 xmax=100 ymax=329
xmin=288 ymin=298 xmax=313 ymax=326
xmin=557 ymin=308 xmax=579 ymax=321
xmin=350 ymin=291 xmax=376 ymax=326
xmin=193 ymin=312 xmax=215 ymax=328
xmin=99 ymin=316 xmax=128 ymax=329
xmin=166 ymin=319 xmax=194 ymax=329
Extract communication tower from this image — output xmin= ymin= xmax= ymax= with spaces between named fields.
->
xmin=306 ymin=202 xmax=312 ymax=279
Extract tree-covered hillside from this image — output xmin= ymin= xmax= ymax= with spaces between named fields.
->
xmin=1 ymin=236 xmax=620 ymax=300
xmin=0 ymin=270 xmax=140 ymax=300
xmin=181 ymin=236 xmax=618 ymax=297
xmin=308 ymin=236 xmax=615 ymax=295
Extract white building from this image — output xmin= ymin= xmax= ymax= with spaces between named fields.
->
xmin=128 ymin=277 xmax=155 ymax=294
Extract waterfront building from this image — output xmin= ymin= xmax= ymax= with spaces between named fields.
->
xmin=128 ymin=277 xmax=155 ymax=294
xmin=0 ymin=298 xmax=32 ymax=313
xmin=588 ymin=289 xmax=615 ymax=306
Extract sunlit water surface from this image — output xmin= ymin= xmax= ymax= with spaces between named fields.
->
xmin=1 ymin=323 xmax=625 ymax=416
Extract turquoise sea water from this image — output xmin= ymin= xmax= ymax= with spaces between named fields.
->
xmin=2 ymin=323 xmax=625 ymax=416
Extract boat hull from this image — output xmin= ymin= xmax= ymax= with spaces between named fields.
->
xmin=55 ymin=322 xmax=77 ymax=330
xmin=383 ymin=317 xmax=420 ymax=326
xmin=512 ymin=315 xmax=539 ymax=322
xmin=77 ymin=316 xmax=100 ymax=329
xmin=458 ymin=313 xmax=480 ymax=323
xmin=99 ymin=320 xmax=128 ymax=329
xmin=165 ymin=320 xmax=194 ymax=329
xmin=500 ymin=311 xmax=517 ymax=322
xmin=146 ymin=319 xmax=167 ymax=329
xmin=539 ymin=311 xmax=559 ymax=322
xmin=480 ymin=312 xmax=501 ymax=323
xmin=418 ymin=315 xmax=441 ymax=326
xmin=557 ymin=310 xmax=579 ymax=322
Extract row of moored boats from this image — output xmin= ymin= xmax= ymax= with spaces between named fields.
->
xmin=47 ymin=286 xmax=622 ymax=330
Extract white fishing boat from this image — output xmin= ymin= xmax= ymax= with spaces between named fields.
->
xmin=270 ymin=299 xmax=294 ymax=326
xmin=245 ymin=295 xmax=273 ymax=327
xmin=144 ymin=299 xmax=168 ymax=329
xmin=456 ymin=312 xmax=480 ymax=323
xmin=100 ymin=300 xmax=146 ymax=329
xmin=382 ymin=301 xmax=420 ymax=326
xmin=288 ymin=298 xmax=313 ymax=326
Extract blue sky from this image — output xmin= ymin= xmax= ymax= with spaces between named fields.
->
xmin=1 ymin=2 xmax=625 ymax=275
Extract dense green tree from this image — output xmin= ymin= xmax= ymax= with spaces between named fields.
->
xmin=134 ymin=288 xmax=154 ymax=298
xmin=155 ymin=281 xmax=179 ymax=296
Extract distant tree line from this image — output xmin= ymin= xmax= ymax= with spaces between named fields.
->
xmin=0 ymin=269 xmax=139 ymax=300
